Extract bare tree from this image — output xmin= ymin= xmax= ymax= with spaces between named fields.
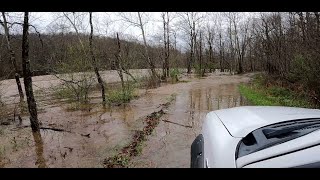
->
xmin=62 ymin=12 xmax=87 ymax=54
xmin=205 ymin=24 xmax=215 ymax=73
xmin=235 ymin=18 xmax=250 ymax=74
xmin=59 ymin=12 xmax=107 ymax=105
xmin=197 ymin=31 xmax=205 ymax=76
xmin=177 ymin=12 xmax=204 ymax=74
xmin=0 ymin=12 xmax=24 ymax=101
xmin=225 ymin=12 xmax=237 ymax=74
xmin=115 ymin=32 xmax=125 ymax=91
xmin=137 ymin=12 xmax=158 ymax=81
xmin=161 ymin=12 xmax=170 ymax=79
xmin=218 ymin=30 xmax=225 ymax=72
xmin=89 ymin=12 xmax=106 ymax=105
xmin=21 ymin=12 xmax=40 ymax=132
xmin=118 ymin=12 xmax=159 ymax=81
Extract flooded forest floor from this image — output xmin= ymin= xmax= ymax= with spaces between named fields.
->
xmin=0 ymin=70 xmax=253 ymax=168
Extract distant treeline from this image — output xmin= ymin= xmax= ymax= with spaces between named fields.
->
xmin=0 ymin=33 xmax=186 ymax=79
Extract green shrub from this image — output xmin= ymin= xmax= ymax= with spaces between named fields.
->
xmin=106 ymin=83 xmax=136 ymax=105
xmin=268 ymin=86 xmax=291 ymax=98
xmin=169 ymin=68 xmax=180 ymax=83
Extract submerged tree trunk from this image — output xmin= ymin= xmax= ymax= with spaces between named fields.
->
xmin=32 ymin=131 xmax=47 ymax=168
xmin=1 ymin=12 xmax=24 ymax=101
xmin=22 ymin=12 xmax=40 ymax=132
xmin=89 ymin=12 xmax=106 ymax=105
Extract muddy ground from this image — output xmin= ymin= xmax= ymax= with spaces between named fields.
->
xmin=0 ymin=70 xmax=252 ymax=168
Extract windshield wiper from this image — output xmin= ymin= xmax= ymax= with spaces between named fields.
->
xmin=263 ymin=122 xmax=320 ymax=139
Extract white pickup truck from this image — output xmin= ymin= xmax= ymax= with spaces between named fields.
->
xmin=191 ymin=106 xmax=320 ymax=168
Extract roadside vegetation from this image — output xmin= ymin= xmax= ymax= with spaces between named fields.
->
xmin=106 ymin=82 xmax=137 ymax=105
xmin=239 ymin=74 xmax=315 ymax=108
xmin=169 ymin=68 xmax=181 ymax=83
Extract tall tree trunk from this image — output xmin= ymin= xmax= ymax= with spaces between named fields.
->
xmin=207 ymin=30 xmax=214 ymax=73
xmin=162 ymin=12 xmax=170 ymax=78
xmin=188 ymin=32 xmax=193 ymax=74
xmin=233 ymin=17 xmax=243 ymax=74
xmin=89 ymin=12 xmax=106 ymax=105
xmin=137 ymin=12 xmax=158 ymax=80
xmin=1 ymin=12 xmax=24 ymax=101
xmin=219 ymin=33 xmax=223 ymax=71
xmin=162 ymin=12 xmax=167 ymax=78
xmin=115 ymin=33 xmax=125 ymax=91
xmin=22 ymin=12 xmax=40 ymax=132
xmin=199 ymin=32 xmax=204 ymax=76
xmin=165 ymin=12 xmax=170 ymax=78
xmin=228 ymin=21 xmax=235 ymax=73
xmin=187 ymin=22 xmax=196 ymax=74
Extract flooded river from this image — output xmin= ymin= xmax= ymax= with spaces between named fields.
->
xmin=0 ymin=72 xmax=251 ymax=168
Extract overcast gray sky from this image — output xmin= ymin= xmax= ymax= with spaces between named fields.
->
xmin=1 ymin=12 xmax=259 ymax=51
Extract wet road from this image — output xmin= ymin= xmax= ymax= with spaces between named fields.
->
xmin=130 ymin=74 xmax=251 ymax=167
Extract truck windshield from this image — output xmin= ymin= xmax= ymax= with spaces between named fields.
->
xmin=236 ymin=119 xmax=320 ymax=159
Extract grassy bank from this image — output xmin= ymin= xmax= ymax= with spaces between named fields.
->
xmin=239 ymin=74 xmax=314 ymax=108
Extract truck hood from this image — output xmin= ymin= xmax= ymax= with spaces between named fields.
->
xmin=214 ymin=106 xmax=320 ymax=138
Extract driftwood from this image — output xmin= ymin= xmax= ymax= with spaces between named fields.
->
xmin=162 ymin=120 xmax=193 ymax=128
xmin=10 ymin=125 xmax=70 ymax=132
xmin=10 ymin=125 xmax=91 ymax=138
xmin=39 ymin=127 xmax=72 ymax=132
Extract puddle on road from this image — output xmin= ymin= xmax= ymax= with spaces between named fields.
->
xmin=0 ymin=74 xmax=251 ymax=168
xmin=130 ymin=81 xmax=250 ymax=168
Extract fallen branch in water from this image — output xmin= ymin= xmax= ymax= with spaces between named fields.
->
xmin=11 ymin=125 xmax=71 ymax=133
xmin=10 ymin=125 xmax=91 ymax=138
xmin=40 ymin=127 xmax=72 ymax=133
xmin=162 ymin=120 xmax=192 ymax=128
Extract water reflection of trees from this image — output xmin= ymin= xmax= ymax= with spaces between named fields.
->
xmin=188 ymin=84 xmax=249 ymax=112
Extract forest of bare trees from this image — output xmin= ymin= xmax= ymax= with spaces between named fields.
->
xmin=1 ymin=12 xmax=320 ymax=132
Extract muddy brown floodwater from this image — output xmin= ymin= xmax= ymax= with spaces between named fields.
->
xmin=129 ymin=74 xmax=252 ymax=168
xmin=0 ymin=72 xmax=252 ymax=168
